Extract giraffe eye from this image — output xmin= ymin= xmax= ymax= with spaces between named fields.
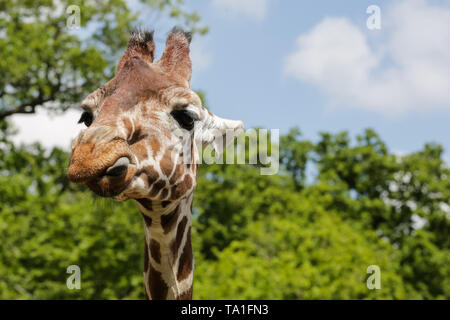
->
xmin=171 ymin=110 xmax=195 ymax=130
xmin=78 ymin=112 xmax=93 ymax=127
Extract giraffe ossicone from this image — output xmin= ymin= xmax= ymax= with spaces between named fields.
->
xmin=67 ymin=27 xmax=243 ymax=299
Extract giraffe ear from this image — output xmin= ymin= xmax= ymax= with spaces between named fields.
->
xmin=197 ymin=112 xmax=244 ymax=156
xmin=116 ymin=29 xmax=155 ymax=74
xmin=158 ymin=26 xmax=192 ymax=85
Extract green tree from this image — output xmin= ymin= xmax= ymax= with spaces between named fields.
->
xmin=0 ymin=141 xmax=149 ymax=299
xmin=0 ymin=0 xmax=207 ymax=119
xmin=280 ymin=127 xmax=313 ymax=191
xmin=195 ymin=211 xmax=409 ymax=299
xmin=0 ymin=123 xmax=448 ymax=298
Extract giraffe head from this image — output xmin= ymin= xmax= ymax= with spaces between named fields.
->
xmin=67 ymin=28 xmax=243 ymax=203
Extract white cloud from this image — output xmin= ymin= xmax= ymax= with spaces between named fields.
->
xmin=212 ymin=0 xmax=269 ymax=21
xmin=284 ymin=0 xmax=450 ymax=116
xmin=10 ymin=108 xmax=82 ymax=150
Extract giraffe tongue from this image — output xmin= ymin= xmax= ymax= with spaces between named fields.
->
xmin=105 ymin=157 xmax=130 ymax=177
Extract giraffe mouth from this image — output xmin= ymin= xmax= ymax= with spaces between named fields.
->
xmin=68 ymin=137 xmax=140 ymax=197
xmin=85 ymin=157 xmax=138 ymax=198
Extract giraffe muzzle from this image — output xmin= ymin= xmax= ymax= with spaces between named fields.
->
xmin=86 ymin=161 xmax=137 ymax=198
xmin=67 ymin=139 xmax=137 ymax=197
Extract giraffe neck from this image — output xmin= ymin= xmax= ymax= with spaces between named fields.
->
xmin=137 ymin=193 xmax=194 ymax=300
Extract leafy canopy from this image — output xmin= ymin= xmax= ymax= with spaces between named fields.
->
xmin=1 ymin=127 xmax=448 ymax=299
xmin=0 ymin=0 xmax=207 ymax=119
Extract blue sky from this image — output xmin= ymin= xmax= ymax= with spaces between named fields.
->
xmin=12 ymin=0 xmax=450 ymax=162
xmin=186 ymin=0 xmax=450 ymax=159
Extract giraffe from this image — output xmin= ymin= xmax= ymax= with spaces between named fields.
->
xmin=67 ymin=27 xmax=243 ymax=300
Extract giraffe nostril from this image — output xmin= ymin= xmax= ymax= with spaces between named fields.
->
xmin=105 ymin=157 xmax=130 ymax=177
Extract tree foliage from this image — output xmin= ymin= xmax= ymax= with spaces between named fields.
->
xmin=0 ymin=127 xmax=448 ymax=299
xmin=0 ymin=0 xmax=207 ymax=119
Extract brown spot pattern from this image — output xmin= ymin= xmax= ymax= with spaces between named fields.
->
xmin=133 ymin=143 xmax=148 ymax=159
xmin=141 ymin=212 xmax=153 ymax=227
xmin=170 ymin=174 xmax=193 ymax=200
xmin=144 ymin=165 xmax=159 ymax=185
xmin=177 ymin=227 xmax=193 ymax=282
xmin=169 ymin=163 xmax=184 ymax=185
xmin=177 ymin=285 xmax=193 ymax=300
xmin=144 ymin=241 xmax=149 ymax=271
xmin=137 ymin=172 xmax=150 ymax=189
xmin=171 ymin=216 xmax=188 ymax=260
xmin=160 ymin=148 xmax=174 ymax=177
xmin=150 ymin=239 xmax=161 ymax=264
xmin=129 ymin=128 xmax=144 ymax=145
xmin=160 ymin=188 xmax=168 ymax=199
xmin=160 ymin=205 xmax=180 ymax=234
xmin=149 ymin=179 xmax=166 ymax=197
xmin=137 ymin=198 xmax=153 ymax=211
xmin=149 ymin=264 xmax=168 ymax=300
xmin=150 ymin=139 xmax=161 ymax=156
xmin=161 ymin=200 xmax=171 ymax=208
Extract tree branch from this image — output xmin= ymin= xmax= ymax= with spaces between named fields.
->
xmin=0 ymin=97 xmax=52 ymax=120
